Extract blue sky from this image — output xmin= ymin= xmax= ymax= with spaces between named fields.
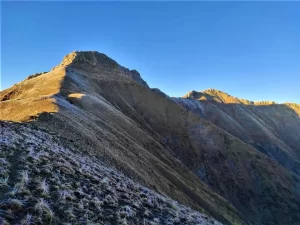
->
xmin=2 ymin=2 xmax=300 ymax=103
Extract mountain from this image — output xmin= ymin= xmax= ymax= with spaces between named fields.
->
xmin=173 ymin=89 xmax=300 ymax=224
xmin=173 ymin=89 xmax=300 ymax=175
xmin=1 ymin=51 xmax=300 ymax=225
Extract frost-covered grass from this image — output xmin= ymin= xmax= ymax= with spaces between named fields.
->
xmin=0 ymin=121 xmax=222 ymax=225
xmin=172 ymin=97 xmax=205 ymax=114
xmin=20 ymin=213 xmax=34 ymax=225
xmin=7 ymin=198 xmax=27 ymax=209
xmin=34 ymin=198 xmax=54 ymax=220
xmin=7 ymin=185 xmax=20 ymax=197
xmin=58 ymin=189 xmax=71 ymax=200
xmin=20 ymin=170 xmax=29 ymax=186
xmin=39 ymin=179 xmax=49 ymax=196
xmin=0 ymin=176 xmax=9 ymax=187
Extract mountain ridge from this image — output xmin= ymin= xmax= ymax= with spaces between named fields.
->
xmin=174 ymin=88 xmax=300 ymax=175
xmin=1 ymin=51 xmax=245 ymax=225
xmin=1 ymin=51 xmax=300 ymax=225
xmin=183 ymin=89 xmax=300 ymax=107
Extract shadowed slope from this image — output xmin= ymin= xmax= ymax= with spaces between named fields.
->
xmin=175 ymin=89 xmax=300 ymax=175
xmin=174 ymin=89 xmax=300 ymax=224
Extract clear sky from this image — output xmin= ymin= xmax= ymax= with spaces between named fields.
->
xmin=2 ymin=2 xmax=300 ymax=103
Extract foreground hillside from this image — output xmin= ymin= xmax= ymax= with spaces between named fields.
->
xmin=1 ymin=51 xmax=300 ymax=225
xmin=0 ymin=121 xmax=222 ymax=225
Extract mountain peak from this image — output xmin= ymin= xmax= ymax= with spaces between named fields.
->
xmin=52 ymin=51 xmax=119 ymax=71
xmin=183 ymin=89 xmax=279 ymax=105
xmin=51 ymin=51 xmax=149 ymax=87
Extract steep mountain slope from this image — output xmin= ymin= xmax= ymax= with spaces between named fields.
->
xmin=0 ymin=52 xmax=244 ymax=225
xmin=174 ymin=89 xmax=300 ymax=175
xmin=1 ymin=51 xmax=300 ymax=225
xmin=0 ymin=121 xmax=222 ymax=225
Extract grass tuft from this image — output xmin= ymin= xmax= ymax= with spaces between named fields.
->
xmin=20 ymin=170 xmax=29 ymax=185
xmin=0 ymin=176 xmax=9 ymax=187
xmin=34 ymin=198 xmax=54 ymax=220
xmin=39 ymin=179 xmax=49 ymax=195
xmin=20 ymin=213 xmax=34 ymax=225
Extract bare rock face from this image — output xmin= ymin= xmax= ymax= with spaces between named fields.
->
xmin=1 ymin=51 xmax=300 ymax=225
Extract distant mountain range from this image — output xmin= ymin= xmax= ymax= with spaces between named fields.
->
xmin=1 ymin=51 xmax=299 ymax=225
